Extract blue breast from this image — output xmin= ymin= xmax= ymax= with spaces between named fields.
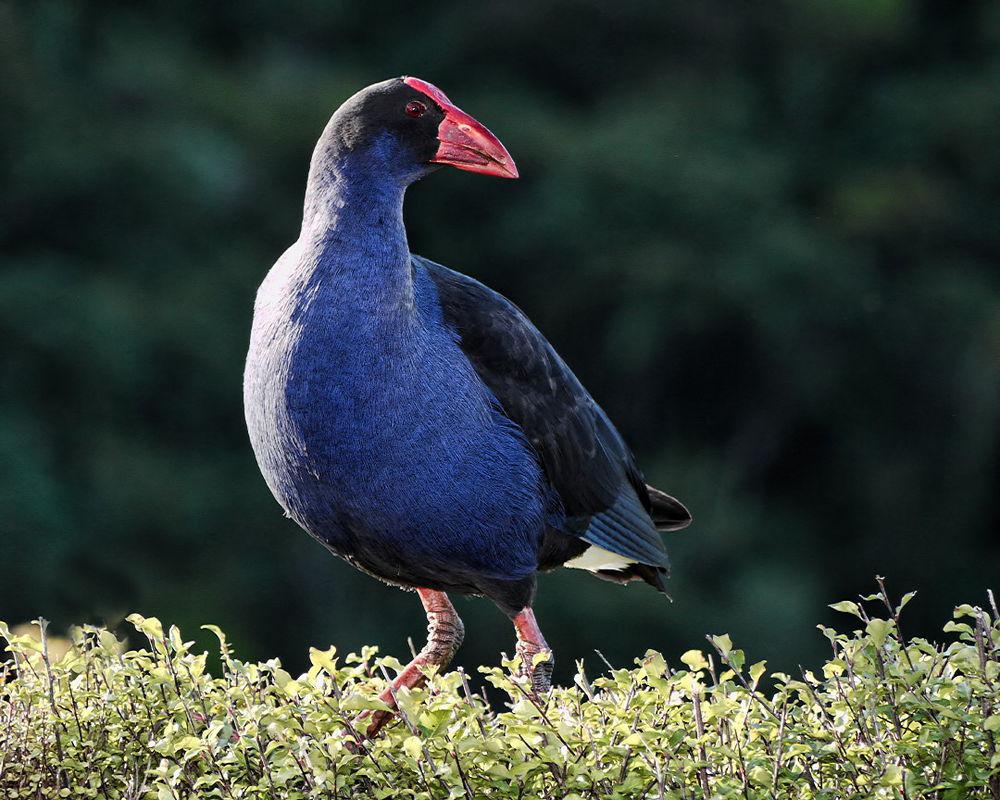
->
xmin=244 ymin=245 xmax=552 ymax=585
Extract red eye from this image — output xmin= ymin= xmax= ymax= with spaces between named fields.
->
xmin=405 ymin=100 xmax=427 ymax=118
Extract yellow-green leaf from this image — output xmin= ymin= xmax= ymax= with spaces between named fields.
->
xmin=680 ymin=650 xmax=709 ymax=671
xmin=829 ymin=601 xmax=861 ymax=618
xmin=308 ymin=646 xmax=338 ymax=673
xmin=532 ymin=650 xmax=552 ymax=668
xmin=866 ymin=619 xmax=891 ymax=647
xmin=402 ymin=735 xmax=423 ymax=760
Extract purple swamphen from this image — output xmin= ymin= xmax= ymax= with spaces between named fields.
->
xmin=243 ymin=77 xmax=691 ymax=738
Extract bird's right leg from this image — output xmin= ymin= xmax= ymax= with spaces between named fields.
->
xmin=353 ymin=588 xmax=464 ymax=741
xmin=513 ymin=606 xmax=554 ymax=694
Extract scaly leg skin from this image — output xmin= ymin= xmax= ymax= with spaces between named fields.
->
xmin=513 ymin=606 xmax=554 ymax=694
xmin=352 ymin=588 xmax=464 ymax=743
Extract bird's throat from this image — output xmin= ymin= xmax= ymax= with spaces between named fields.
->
xmin=300 ymin=165 xmax=414 ymax=313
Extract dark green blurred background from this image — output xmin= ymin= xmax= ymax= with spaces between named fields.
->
xmin=1 ymin=1 xmax=998 ymax=683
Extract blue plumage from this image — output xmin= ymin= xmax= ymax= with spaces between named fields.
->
xmin=245 ymin=150 xmax=554 ymax=589
xmin=243 ymin=78 xmax=691 ymax=714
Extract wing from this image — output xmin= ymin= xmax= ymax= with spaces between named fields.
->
xmin=418 ymin=256 xmax=690 ymax=575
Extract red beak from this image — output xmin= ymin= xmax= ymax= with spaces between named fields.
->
xmin=403 ymin=76 xmax=519 ymax=179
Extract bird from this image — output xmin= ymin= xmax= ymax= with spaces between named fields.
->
xmin=243 ymin=76 xmax=691 ymax=738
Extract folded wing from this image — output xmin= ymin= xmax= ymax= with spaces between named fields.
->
xmin=419 ymin=256 xmax=690 ymax=580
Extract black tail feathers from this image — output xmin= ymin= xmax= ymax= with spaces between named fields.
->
xmin=645 ymin=485 xmax=692 ymax=532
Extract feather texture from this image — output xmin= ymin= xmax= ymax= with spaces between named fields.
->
xmin=244 ymin=80 xmax=689 ymax=613
xmin=421 ymin=257 xmax=688 ymax=583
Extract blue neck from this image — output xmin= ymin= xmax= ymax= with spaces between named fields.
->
xmin=299 ymin=138 xmax=413 ymax=311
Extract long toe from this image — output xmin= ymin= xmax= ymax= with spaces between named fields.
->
xmin=529 ymin=651 xmax=554 ymax=694
xmin=516 ymin=640 xmax=554 ymax=694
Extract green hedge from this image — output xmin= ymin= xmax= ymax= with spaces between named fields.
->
xmin=2 ymin=584 xmax=998 ymax=799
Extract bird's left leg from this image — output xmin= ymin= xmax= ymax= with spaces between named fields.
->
xmin=354 ymin=588 xmax=464 ymax=741
xmin=513 ymin=606 xmax=554 ymax=694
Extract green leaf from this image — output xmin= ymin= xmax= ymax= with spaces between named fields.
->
xmin=339 ymin=694 xmax=392 ymax=712
xmin=272 ymin=667 xmax=292 ymax=688
xmin=897 ymin=591 xmax=917 ymax=613
xmin=880 ymin=764 xmax=903 ymax=787
xmin=172 ymin=735 xmax=205 ymax=754
xmin=866 ymin=618 xmax=891 ymax=647
xmin=822 ymin=660 xmax=846 ymax=678
xmin=531 ymin=650 xmax=552 ymax=668
xmin=680 ymin=649 xmax=709 ymax=671
xmin=126 ymin=613 xmax=164 ymax=640
xmin=829 ymin=601 xmax=862 ymax=618
xmin=308 ymin=646 xmax=338 ymax=674
xmin=201 ymin=624 xmax=227 ymax=648
xmin=402 ymin=735 xmax=423 ymax=760
xmin=711 ymin=634 xmax=733 ymax=655
xmin=748 ymin=765 xmax=772 ymax=786
xmin=944 ymin=621 xmax=974 ymax=636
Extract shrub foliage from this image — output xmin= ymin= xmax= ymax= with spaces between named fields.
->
xmin=2 ymin=584 xmax=998 ymax=799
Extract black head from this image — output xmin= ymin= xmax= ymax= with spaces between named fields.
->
xmin=328 ymin=78 xmax=443 ymax=173
xmin=320 ymin=77 xmax=518 ymax=185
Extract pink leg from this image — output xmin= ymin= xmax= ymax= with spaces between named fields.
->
xmin=354 ymin=588 xmax=464 ymax=740
xmin=513 ymin=606 xmax=554 ymax=694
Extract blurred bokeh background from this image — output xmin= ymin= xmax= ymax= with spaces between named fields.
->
xmin=1 ymin=1 xmax=998 ymax=684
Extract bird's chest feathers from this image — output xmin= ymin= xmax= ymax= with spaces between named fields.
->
xmin=246 ymin=251 xmax=530 ymax=529
xmin=289 ymin=293 xmax=490 ymax=473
